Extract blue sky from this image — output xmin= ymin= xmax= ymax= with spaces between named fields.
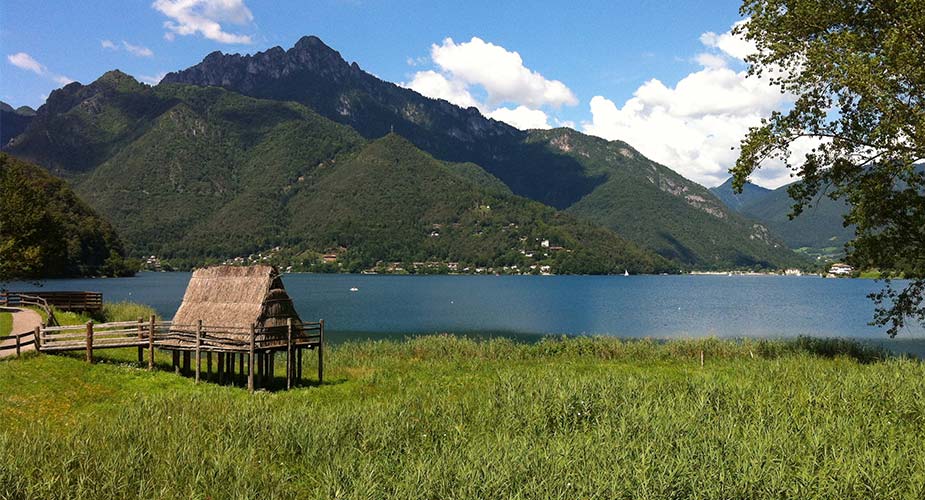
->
xmin=1 ymin=1 xmax=797 ymax=188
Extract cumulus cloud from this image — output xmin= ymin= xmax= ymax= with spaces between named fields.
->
xmin=430 ymin=37 xmax=577 ymax=108
xmin=101 ymin=39 xmax=154 ymax=57
xmin=152 ymin=0 xmax=254 ymax=44
xmin=405 ymin=70 xmax=479 ymax=109
xmin=7 ymin=52 xmax=74 ymax=87
xmin=404 ymin=36 xmax=576 ymax=131
xmin=582 ymin=21 xmax=796 ymax=188
xmin=487 ymin=106 xmax=551 ymax=130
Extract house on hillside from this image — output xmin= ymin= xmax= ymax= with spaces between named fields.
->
xmin=828 ymin=263 xmax=854 ymax=277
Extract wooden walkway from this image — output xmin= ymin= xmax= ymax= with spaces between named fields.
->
xmin=31 ymin=317 xmax=323 ymax=391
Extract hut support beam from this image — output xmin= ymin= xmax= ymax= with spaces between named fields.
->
xmin=183 ymin=351 xmax=191 ymax=375
xmin=286 ymin=318 xmax=293 ymax=390
xmin=218 ymin=353 xmax=225 ymax=384
xmin=248 ymin=324 xmax=255 ymax=393
xmin=207 ymin=352 xmax=213 ymax=381
xmin=195 ymin=320 xmax=202 ymax=383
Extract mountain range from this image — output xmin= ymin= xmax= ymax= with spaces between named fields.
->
xmin=3 ymin=35 xmax=810 ymax=272
xmin=709 ymin=178 xmax=853 ymax=259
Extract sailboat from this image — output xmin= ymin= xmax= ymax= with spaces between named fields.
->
xmin=623 ymin=270 xmax=629 ymax=277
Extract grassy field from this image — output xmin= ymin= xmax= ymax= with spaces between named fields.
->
xmin=0 ymin=312 xmax=11 ymax=337
xmin=1 ymin=334 xmax=924 ymax=499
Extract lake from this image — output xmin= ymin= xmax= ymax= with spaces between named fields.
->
xmin=7 ymin=272 xmax=924 ymax=353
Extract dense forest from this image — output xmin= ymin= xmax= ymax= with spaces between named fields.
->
xmin=0 ymin=153 xmax=136 ymax=280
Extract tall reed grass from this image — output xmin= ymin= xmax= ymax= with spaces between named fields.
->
xmin=1 ymin=335 xmax=922 ymax=499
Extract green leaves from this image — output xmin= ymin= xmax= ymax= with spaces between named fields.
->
xmin=734 ymin=0 xmax=925 ymax=336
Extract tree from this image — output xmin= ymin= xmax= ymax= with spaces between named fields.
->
xmin=732 ymin=0 xmax=925 ymax=337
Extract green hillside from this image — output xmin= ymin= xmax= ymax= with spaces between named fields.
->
xmin=159 ymin=36 xmax=806 ymax=270
xmin=525 ymin=129 xmax=806 ymax=269
xmin=0 ymin=153 xmax=134 ymax=279
xmin=4 ymin=75 xmax=667 ymax=274
xmin=709 ymin=177 xmax=772 ymax=212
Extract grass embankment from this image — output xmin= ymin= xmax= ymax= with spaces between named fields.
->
xmin=2 ymin=335 xmax=924 ymax=499
xmin=29 ymin=301 xmax=159 ymax=327
xmin=0 ymin=312 xmax=11 ymax=337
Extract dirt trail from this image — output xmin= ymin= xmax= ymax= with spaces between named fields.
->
xmin=0 ymin=307 xmax=42 ymax=358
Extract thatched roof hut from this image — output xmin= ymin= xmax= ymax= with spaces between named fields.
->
xmin=172 ymin=265 xmax=302 ymax=332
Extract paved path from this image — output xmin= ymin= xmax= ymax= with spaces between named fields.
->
xmin=0 ymin=307 xmax=42 ymax=358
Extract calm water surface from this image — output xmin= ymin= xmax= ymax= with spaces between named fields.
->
xmin=9 ymin=273 xmax=924 ymax=349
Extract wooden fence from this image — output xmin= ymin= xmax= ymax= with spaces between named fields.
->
xmin=32 ymin=317 xmax=323 ymax=392
xmin=1 ymin=291 xmax=102 ymax=313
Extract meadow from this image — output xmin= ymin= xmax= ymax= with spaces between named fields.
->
xmin=1 ymin=331 xmax=924 ymax=499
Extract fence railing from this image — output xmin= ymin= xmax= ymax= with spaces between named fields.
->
xmin=0 ymin=331 xmax=37 ymax=357
xmin=1 ymin=291 xmax=102 ymax=313
xmin=32 ymin=317 xmax=324 ymax=391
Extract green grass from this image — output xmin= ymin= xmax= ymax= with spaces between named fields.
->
xmin=1 ymin=335 xmax=924 ymax=499
xmin=28 ymin=301 xmax=158 ymax=327
xmin=0 ymin=312 xmax=11 ymax=337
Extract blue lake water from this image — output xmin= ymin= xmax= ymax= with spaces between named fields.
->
xmin=8 ymin=273 xmax=924 ymax=353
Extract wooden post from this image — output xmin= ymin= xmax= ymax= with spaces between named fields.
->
xmin=137 ymin=317 xmax=144 ymax=365
xmin=218 ymin=353 xmax=225 ymax=384
xmin=85 ymin=321 xmax=94 ymax=364
xmin=257 ymin=351 xmax=264 ymax=386
xmin=207 ymin=352 xmax=213 ymax=381
xmin=173 ymin=350 xmax=180 ymax=375
xmin=700 ymin=350 xmax=704 ymax=368
xmin=286 ymin=318 xmax=293 ymax=390
xmin=297 ymin=347 xmax=303 ymax=382
xmin=248 ymin=324 xmax=256 ymax=393
xmin=239 ymin=353 xmax=245 ymax=379
xmin=319 ymin=320 xmax=325 ymax=383
xmin=269 ymin=352 xmax=275 ymax=381
xmin=15 ymin=333 xmax=21 ymax=357
xmin=229 ymin=351 xmax=235 ymax=380
xmin=148 ymin=315 xmax=155 ymax=370
xmin=33 ymin=326 xmax=41 ymax=353
xmin=195 ymin=320 xmax=202 ymax=383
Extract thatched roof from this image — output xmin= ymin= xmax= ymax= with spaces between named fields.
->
xmin=172 ymin=265 xmax=301 ymax=330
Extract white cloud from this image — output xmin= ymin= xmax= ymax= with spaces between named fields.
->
xmin=7 ymin=52 xmax=74 ymax=87
xmin=700 ymin=20 xmax=757 ymax=60
xmin=583 ymin=21 xmax=796 ymax=188
xmin=7 ymin=52 xmax=44 ymax=74
xmin=430 ymin=37 xmax=577 ymax=108
xmin=403 ymin=36 xmax=577 ymax=131
xmin=138 ymin=72 xmax=168 ymax=85
xmin=487 ymin=106 xmax=551 ymax=130
xmin=122 ymin=41 xmax=154 ymax=57
xmin=405 ymin=70 xmax=479 ymax=109
xmin=152 ymin=0 xmax=254 ymax=44
xmin=101 ymin=39 xmax=154 ymax=57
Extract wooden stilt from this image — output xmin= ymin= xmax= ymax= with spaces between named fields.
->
xmin=182 ymin=351 xmax=191 ymax=375
xmin=173 ymin=350 xmax=180 ymax=375
xmin=229 ymin=352 xmax=236 ymax=381
xmin=195 ymin=320 xmax=202 ymax=383
xmin=248 ymin=324 xmax=255 ymax=393
xmin=286 ymin=318 xmax=293 ymax=390
xmin=218 ymin=353 xmax=225 ymax=384
xmin=269 ymin=352 xmax=275 ymax=381
xmin=257 ymin=351 xmax=264 ymax=387
xmin=297 ymin=347 xmax=303 ymax=383
xmin=207 ymin=352 xmax=213 ymax=381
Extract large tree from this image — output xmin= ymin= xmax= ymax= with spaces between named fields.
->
xmin=732 ymin=0 xmax=924 ymax=337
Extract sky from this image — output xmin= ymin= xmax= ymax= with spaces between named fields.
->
xmin=0 ymin=0 xmax=799 ymax=188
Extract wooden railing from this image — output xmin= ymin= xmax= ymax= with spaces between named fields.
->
xmin=0 ymin=331 xmax=37 ymax=357
xmin=33 ymin=317 xmax=324 ymax=391
xmin=1 ymin=291 xmax=102 ymax=313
